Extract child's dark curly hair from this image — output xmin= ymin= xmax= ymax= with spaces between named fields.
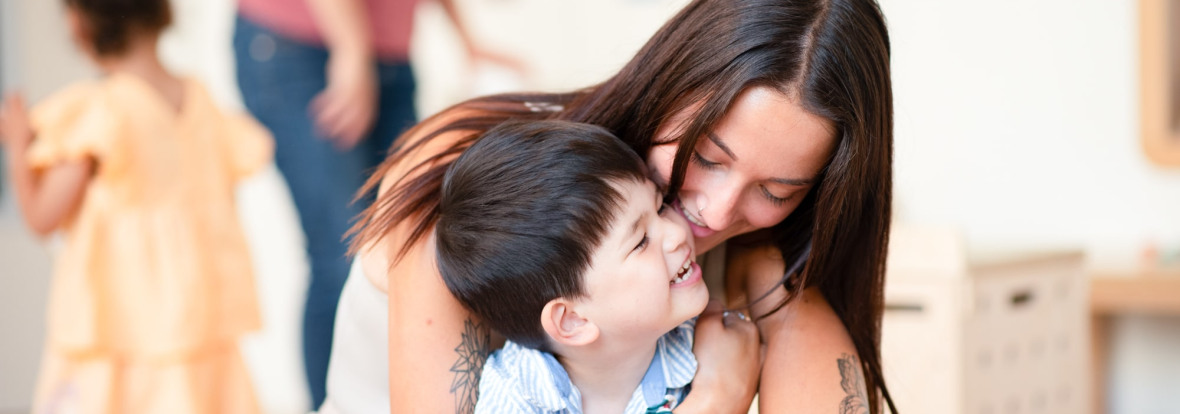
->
xmin=64 ymin=0 xmax=172 ymax=57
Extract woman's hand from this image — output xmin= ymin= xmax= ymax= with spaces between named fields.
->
xmin=676 ymin=301 xmax=762 ymax=414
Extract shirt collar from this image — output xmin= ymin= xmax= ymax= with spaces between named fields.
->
xmin=639 ymin=320 xmax=698 ymax=405
xmin=502 ymin=341 xmax=581 ymax=412
xmin=505 ymin=320 xmax=697 ymax=412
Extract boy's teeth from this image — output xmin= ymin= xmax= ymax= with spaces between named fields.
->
xmin=672 ymin=262 xmax=693 ymax=284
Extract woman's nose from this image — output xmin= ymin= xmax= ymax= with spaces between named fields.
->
xmin=696 ymin=184 xmax=740 ymax=230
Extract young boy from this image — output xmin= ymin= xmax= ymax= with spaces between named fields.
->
xmin=435 ymin=120 xmax=710 ymax=413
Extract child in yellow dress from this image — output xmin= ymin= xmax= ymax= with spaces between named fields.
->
xmin=0 ymin=0 xmax=271 ymax=412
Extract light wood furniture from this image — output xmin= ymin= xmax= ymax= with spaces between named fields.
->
xmin=1089 ymin=270 xmax=1180 ymax=414
xmin=882 ymin=226 xmax=1091 ymax=414
xmin=1140 ymin=0 xmax=1180 ymax=166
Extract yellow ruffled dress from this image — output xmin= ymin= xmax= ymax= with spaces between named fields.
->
xmin=26 ymin=73 xmax=271 ymax=414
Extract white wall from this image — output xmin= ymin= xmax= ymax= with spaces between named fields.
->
xmin=880 ymin=0 xmax=1180 ymax=413
xmin=1 ymin=0 xmax=13 ymax=89
xmin=884 ymin=0 xmax=1180 ymax=264
xmin=0 ymin=1 xmax=87 ymax=411
xmin=412 ymin=0 xmax=693 ymax=116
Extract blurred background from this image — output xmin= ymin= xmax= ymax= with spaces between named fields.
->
xmin=1 ymin=0 xmax=1178 ymax=413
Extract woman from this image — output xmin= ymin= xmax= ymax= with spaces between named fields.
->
xmin=334 ymin=0 xmax=896 ymax=412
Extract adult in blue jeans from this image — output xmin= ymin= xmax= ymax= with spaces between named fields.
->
xmin=232 ymin=0 xmax=523 ymax=407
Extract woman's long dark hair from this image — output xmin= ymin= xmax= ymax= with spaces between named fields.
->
xmin=351 ymin=0 xmax=895 ymax=411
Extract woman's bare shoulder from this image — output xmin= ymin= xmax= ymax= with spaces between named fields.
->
xmin=758 ymin=286 xmax=868 ymax=413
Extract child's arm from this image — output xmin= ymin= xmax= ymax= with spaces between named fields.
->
xmin=1 ymin=93 xmax=93 ymax=237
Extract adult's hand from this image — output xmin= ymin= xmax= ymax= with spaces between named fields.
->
xmin=676 ymin=300 xmax=762 ymax=414
xmin=310 ymin=50 xmax=377 ymax=151
xmin=305 ymin=0 xmax=377 ymax=151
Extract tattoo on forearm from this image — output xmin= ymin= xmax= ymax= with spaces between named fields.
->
xmin=838 ymin=353 xmax=869 ymax=414
xmin=450 ymin=318 xmax=490 ymax=414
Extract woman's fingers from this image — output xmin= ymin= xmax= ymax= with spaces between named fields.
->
xmin=691 ymin=303 xmax=762 ymax=413
xmin=722 ymin=310 xmax=751 ymax=326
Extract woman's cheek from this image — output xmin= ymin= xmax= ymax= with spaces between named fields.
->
xmin=750 ymin=202 xmax=795 ymax=229
xmin=645 ymin=144 xmax=677 ymax=185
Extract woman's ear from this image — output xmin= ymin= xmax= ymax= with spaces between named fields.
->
xmin=541 ymin=299 xmax=599 ymax=347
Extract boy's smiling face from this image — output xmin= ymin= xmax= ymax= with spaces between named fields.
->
xmin=574 ymin=178 xmax=709 ymax=343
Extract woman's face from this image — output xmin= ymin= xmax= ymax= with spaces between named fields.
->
xmin=647 ymin=86 xmax=837 ymax=252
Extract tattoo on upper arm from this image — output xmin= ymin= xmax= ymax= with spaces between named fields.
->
xmin=450 ymin=318 xmax=491 ymax=414
xmin=837 ymin=353 xmax=869 ymax=414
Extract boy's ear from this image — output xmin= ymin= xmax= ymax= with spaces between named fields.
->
xmin=541 ymin=299 xmax=598 ymax=347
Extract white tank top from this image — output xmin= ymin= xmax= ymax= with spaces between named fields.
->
xmin=318 ymin=258 xmax=391 ymax=414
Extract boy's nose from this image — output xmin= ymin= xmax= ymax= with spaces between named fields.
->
xmin=662 ymin=213 xmax=690 ymax=253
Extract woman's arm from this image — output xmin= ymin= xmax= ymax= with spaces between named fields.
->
xmin=758 ymin=287 xmax=869 ymax=413
xmin=732 ymin=244 xmax=872 ymax=414
xmin=0 ymin=94 xmax=93 ymax=237
xmin=371 ymin=107 xmax=505 ymax=413
xmin=385 ymin=237 xmax=499 ymax=413
xmin=304 ymin=0 xmax=377 ymax=150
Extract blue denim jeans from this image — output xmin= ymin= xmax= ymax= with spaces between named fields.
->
xmin=233 ymin=14 xmax=416 ymax=408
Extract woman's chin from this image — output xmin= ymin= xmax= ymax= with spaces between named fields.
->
xmin=694 ymin=234 xmax=724 ymax=253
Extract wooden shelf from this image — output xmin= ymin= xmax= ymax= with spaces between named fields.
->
xmin=1090 ymin=270 xmax=1180 ymax=315
xmin=1089 ymin=269 xmax=1180 ymax=414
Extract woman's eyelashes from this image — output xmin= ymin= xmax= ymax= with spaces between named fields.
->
xmin=690 ymin=151 xmax=720 ymax=170
xmin=692 ymin=150 xmax=791 ymax=207
xmin=760 ymin=186 xmax=790 ymax=206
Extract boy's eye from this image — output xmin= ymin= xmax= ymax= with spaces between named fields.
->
xmin=634 ymin=234 xmax=650 ymax=252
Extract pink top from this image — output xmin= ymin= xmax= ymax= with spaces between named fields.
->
xmin=238 ymin=0 xmax=420 ymax=61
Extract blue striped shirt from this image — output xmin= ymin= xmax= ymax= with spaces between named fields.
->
xmin=475 ymin=320 xmax=697 ymax=414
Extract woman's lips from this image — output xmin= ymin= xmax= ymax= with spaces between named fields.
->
xmin=674 ymin=199 xmax=716 ymax=238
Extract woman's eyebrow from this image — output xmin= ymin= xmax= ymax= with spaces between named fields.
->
xmin=770 ymin=176 xmax=815 ymax=186
xmin=710 ymin=132 xmax=816 ymax=186
xmin=707 ymin=132 xmax=737 ymax=160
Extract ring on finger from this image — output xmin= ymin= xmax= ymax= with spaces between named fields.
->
xmin=722 ymin=310 xmax=750 ymax=322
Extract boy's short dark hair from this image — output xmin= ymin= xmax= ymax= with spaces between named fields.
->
xmin=436 ymin=120 xmax=647 ymax=350
xmin=65 ymin=0 xmax=172 ymax=57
